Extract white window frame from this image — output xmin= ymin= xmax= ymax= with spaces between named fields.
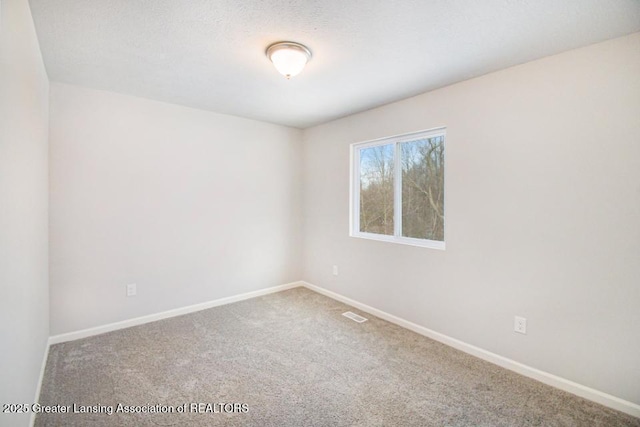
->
xmin=350 ymin=127 xmax=446 ymax=250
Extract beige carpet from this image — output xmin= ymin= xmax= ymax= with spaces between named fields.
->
xmin=36 ymin=287 xmax=639 ymax=426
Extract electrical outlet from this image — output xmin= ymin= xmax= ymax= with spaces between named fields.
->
xmin=332 ymin=265 xmax=339 ymax=276
xmin=126 ymin=283 xmax=137 ymax=297
xmin=514 ymin=316 xmax=526 ymax=334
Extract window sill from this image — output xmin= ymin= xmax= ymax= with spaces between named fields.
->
xmin=350 ymin=231 xmax=445 ymax=250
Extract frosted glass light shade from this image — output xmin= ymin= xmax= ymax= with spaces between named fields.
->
xmin=266 ymin=42 xmax=311 ymax=79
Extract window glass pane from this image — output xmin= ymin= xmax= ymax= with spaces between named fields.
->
xmin=401 ymin=136 xmax=444 ymax=241
xmin=359 ymin=144 xmax=394 ymax=235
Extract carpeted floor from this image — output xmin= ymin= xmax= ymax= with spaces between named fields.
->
xmin=36 ymin=287 xmax=639 ymax=426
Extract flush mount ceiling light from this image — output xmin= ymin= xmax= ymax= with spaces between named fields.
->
xmin=266 ymin=41 xmax=312 ymax=79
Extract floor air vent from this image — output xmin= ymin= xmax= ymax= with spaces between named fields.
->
xmin=342 ymin=311 xmax=368 ymax=323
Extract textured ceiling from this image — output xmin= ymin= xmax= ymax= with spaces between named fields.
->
xmin=29 ymin=0 xmax=640 ymax=128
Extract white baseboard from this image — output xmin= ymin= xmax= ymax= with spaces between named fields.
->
xmin=30 ymin=338 xmax=50 ymax=427
xmin=300 ymin=281 xmax=640 ymax=419
xmin=49 ymin=281 xmax=303 ymax=345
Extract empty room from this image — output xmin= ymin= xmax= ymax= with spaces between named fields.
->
xmin=1 ymin=0 xmax=639 ymax=425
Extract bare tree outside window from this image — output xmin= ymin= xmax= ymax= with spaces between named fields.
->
xmin=359 ymin=144 xmax=394 ymax=235
xmin=401 ymin=136 xmax=444 ymax=240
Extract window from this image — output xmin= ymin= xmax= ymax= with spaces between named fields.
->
xmin=350 ymin=128 xmax=445 ymax=249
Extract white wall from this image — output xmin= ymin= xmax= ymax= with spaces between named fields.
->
xmin=301 ymin=33 xmax=640 ymax=405
xmin=49 ymin=83 xmax=302 ymax=335
xmin=0 ymin=0 xmax=50 ymax=425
